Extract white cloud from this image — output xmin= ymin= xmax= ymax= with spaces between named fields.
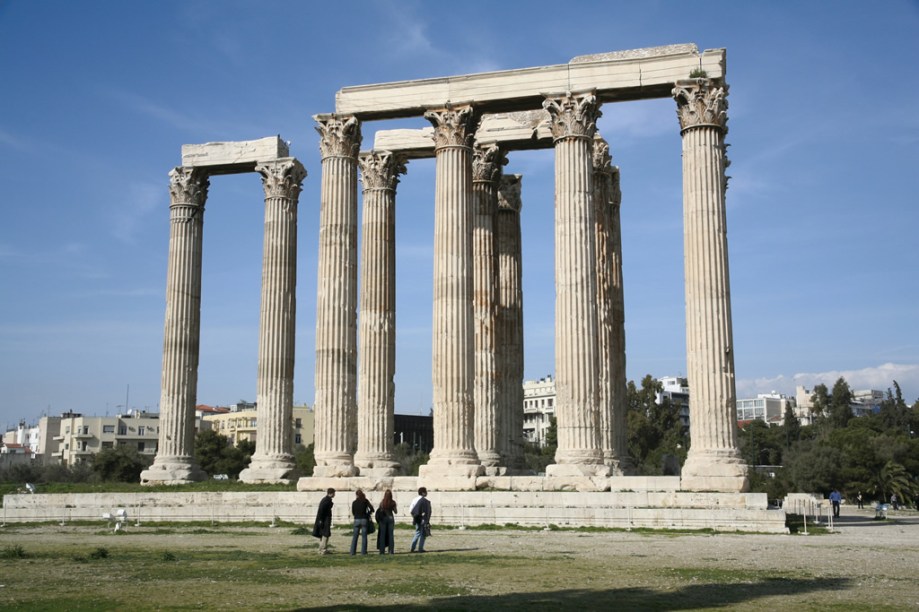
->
xmin=737 ymin=363 xmax=919 ymax=402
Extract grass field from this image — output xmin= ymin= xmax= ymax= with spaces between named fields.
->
xmin=1 ymin=515 xmax=916 ymax=611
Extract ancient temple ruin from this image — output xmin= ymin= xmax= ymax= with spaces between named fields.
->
xmin=143 ymin=44 xmax=749 ymax=496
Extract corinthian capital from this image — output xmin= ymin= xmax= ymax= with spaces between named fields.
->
xmin=315 ymin=114 xmax=362 ymax=159
xmin=497 ymin=174 xmax=523 ymax=213
xmin=257 ymin=158 xmax=307 ymax=200
xmin=358 ymin=151 xmax=407 ymax=191
xmin=592 ymin=136 xmax=613 ymax=176
xmin=472 ymin=144 xmax=507 ymax=183
xmin=168 ymin=167 xmax=209 ymax=212
xmin=423 ymin=105 xmax=477 ymax=149
xmin=543 ymin=91 xmax=601 ymax=141
xmin=672 ymin=79 xmax=729 ymax=133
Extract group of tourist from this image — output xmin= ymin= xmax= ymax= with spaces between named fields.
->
xmin=312 ymin=486 xmax=432 ymax=555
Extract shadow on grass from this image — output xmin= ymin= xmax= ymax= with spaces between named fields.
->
xmin=302 ymin=576 xmax=850 ymax=611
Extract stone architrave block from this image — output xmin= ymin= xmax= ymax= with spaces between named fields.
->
xmin=336 ymin=45 xmax=725 ymax=119
xmin=181 ymin=136 xmax=290 ymax=174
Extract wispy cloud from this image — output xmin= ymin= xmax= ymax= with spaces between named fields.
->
xmin=111 ymin=182 xmax=163 ymax=245
xmin=737 ymin=363 xmax=919 ymax=401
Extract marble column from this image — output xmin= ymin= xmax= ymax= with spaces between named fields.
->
xmin=312 ymin=114 xmax=361 ymax=477
xmin=592 ymin=138 xmax=632 ymax=475
xmin=543 ymin=92 xmax=610 ymax=478
xmin=240 ymin=158 xmax=307 ymax=484
xmin=672 ymin=79 xmax=748 ymax=492
xmin=592 ymin=137 xmax=618 ymax=471
xmin=141 ymin=167 xmax=209 ymax=485
xmin=609 ymin=165 xmax=633 ymax=474
xmin=496 ymin=174 xmax=526 ymax=471
xmin=419 ymin=105 xmax=484 ymax=479
xmin=355 ymin=151 xmax=406 ymax=476
xmin=472 ymin=144 xmax=505 ymax=473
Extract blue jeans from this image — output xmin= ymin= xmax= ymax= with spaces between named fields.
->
xmin=410 ymin=522 xmax=427 ymax=552
xmin=377 ymin=516 xmax=395 ymax=554
xmin=350 ymin=518 xmax=369 ymax=555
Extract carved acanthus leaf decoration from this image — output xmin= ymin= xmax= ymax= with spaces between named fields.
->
xmin=672 ymin=79 xmax=728 ymax=133
xmin=315 ymin=115 xmax=362 ymax=159
xmin=257 ymin=158 xmax=307 ymax=200
xmin=423 ymin=105 xmax=476 ymax=149
xmin=592 ymin=137 xmax=613 ymax=175
xmin=543 ymin=92 xmax=601 ymax=141
xmin=358 ymin=151 xmax=407 ymax=191
xmin=497 ymin=174 xmax=523 ymax=213
xmin=472 ymin=145 xmax=507 ymax=183
xmin=168 ymin=167 xmax=209 ymax=220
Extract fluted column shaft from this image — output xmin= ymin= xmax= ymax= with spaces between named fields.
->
xmin=472 ymin=145 xmax=505 ymax=470
xmin=592 ymin=137 xmax=617 ymax=469
xmin=313 ymin=115 xmax=361 ymax=477
xmin=673 ymin=79 xmax=747 ymax=492
xmin=608 ymin=167 xmax=633 ymax=474
xmin=240 ymin=158 xmax=306 ymax=483
xmin=420 ymin=105 xmax=484 ymax=478
xmin=141 ymin=167 xmax=209 ymax=484
xmin=496 ymin=175 xmax=525 ymax=470
xmin=355 ymin=151 xmax=406 ymax=476
xmin=544 ymin=92 xmax=609 ymax=476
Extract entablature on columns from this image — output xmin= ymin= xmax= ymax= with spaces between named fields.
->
xmin=181 ymin=136 xmax=291 ymax=176
xmin=336 ymin=44 xmax=725 ymax=120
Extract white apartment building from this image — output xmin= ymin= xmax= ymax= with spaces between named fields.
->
xmin=657 ymin=376 xmax=691 ymax=428
xmin=736 ymin=393 xmax=794 ymax=425
xmin=522 ymin=375 xmax=556 ymax=447
xmin=53 ymin=410 xmax=162 ymax=465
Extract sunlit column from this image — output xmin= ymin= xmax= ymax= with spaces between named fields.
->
xmin=543 ymin=92 xmax=610 ymax=477
xmin=313 ymin=114 xmax=361 ymax=477
xmin=420 ymin=105 xmax=485 ymax=479
xmin=673 ymin=78 xmax=747 ymax=492
xmin=141 ymin=167 xmax=209 ymax=485
xmin=355 ymin=151 xmax=406 ymax=476
xmin=240 ymin=158 xmax=307 ymax=483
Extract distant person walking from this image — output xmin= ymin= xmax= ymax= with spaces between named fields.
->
xmin=350 ymin=489 xmax=374 ymax=555
xmin=829 ymin=489 xmax=842 ymax=518
xmin=890 ymin=493 xmax=899 ymax=511
xmin=312 ymin=488 xmax=335 ymax=555
xmin=376 ymin=489 xmax=397 ymax=555
xmin=857 ymin=491 xmax=864 ymax=509
xmin=409 ymin=487 xmax=432 ymax=553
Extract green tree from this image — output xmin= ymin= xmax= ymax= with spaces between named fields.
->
xmin=783 ymin=404 xmax=801 ymax=447
xmin=92 ymin=444 xmax=152 ymax=482
xmin=828 ymin=377 xmax=853 ymax=429
xmin=194 ymin=429 xmax=253 ymax=479
xmin=626 ymin=375 xmax=687 ymax=475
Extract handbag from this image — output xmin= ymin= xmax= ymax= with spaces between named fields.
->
xmin=423 ymin=523 xmax=431 ymax=537
xmin=366 ymin=507 xmax=376 ymax=535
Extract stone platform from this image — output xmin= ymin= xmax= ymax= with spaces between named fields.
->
xmin=2 ymin=476 xmax=788 ymax=533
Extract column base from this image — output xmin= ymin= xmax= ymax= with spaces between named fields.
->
xmin=476 ymin=450 xmax=503 ymax=468
xmin=419 ymin=459 xmax=485 ymax=479
xmin=239 ymin=454 xmax=296 ymax=484
xmin=680 ymin=451 xmax=749 ymax=492
xmin=140 ymin=456 xmax=207 ymax=485
xmin=545 ymin=462 xmax=612 ymax=478
xmin=312 ymin=463 xmax=359 ymax=478
xmin=355 ymin=455 xmax=403 ymax=477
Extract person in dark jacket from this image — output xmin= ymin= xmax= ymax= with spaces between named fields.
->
xmin=376 ymin=489 xmax=397 ymax=555
xmin=350 ymin=489 xmax=374 ymax=555
xmin=313 ymin=488 xmax=335 ymax=555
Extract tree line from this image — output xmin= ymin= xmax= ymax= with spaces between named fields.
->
xmin=3 ymin=375 xmax=917 ymax=507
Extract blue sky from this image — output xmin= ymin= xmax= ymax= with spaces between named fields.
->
xmin=2 ymin=0 xmax=918 ymax=429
